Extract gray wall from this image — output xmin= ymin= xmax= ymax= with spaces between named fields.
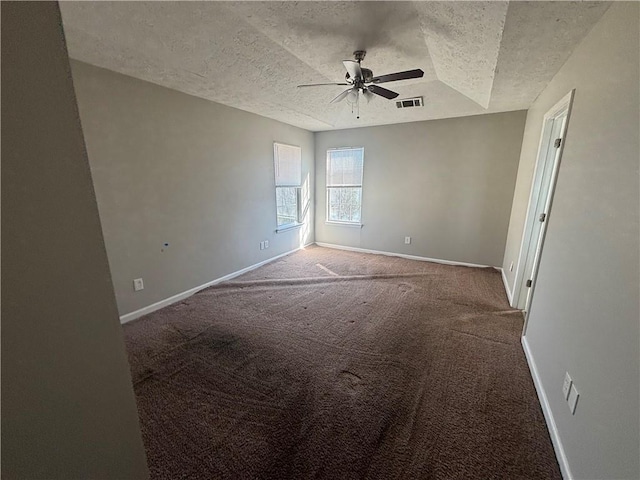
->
xmin=503 ymin=3 xmax=639 ymax=478
xmin=70 ymin=61 xmax=314 ymax=317
xmin=1 ymin=3 xmax=148 ymax=478
xmin=315 ymin=112 xmax=526 ymax=267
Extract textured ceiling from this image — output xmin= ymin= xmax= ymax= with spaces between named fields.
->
xmin=60 ymin=1 xmax=609 ymax=132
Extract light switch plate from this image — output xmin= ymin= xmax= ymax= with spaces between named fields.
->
xmin=568 ymin=383 xmax=579 ymax=415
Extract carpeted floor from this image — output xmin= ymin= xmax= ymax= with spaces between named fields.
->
xmin=123 ymin=245 xmax=561 ymax=480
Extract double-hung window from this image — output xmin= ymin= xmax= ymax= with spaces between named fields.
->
xmin=326 ymin=147 xmax=364 ymax=225
xmin=274 ymin=142 xmax=302 ymax=229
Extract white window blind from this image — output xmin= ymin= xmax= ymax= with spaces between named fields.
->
xmin=326 ymin=147 xmax=364 ymax=224
xmin=274 ymin=143 xmax=301 ymax=187
xmin=327 ymin=148 xmax=364 ymax=187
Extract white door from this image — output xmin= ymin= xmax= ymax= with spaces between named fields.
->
xmin=514 ymin=91 xmax=574 ymax=332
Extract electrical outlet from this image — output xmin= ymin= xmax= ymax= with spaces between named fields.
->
xmin=404 ymin=236 xmax=411 ymax=245
xmin=259 ymin=241 xmax=264 ymax=250
xmin=562 ymin=372 xmax=572 ymax=400
xmin=133 ymin=278 xmax=144 ymax=291
xmin=567 ymin=383 xmax=580 ymax=414
xmin=264 ymin=240 xmax=269 ymax=249
xmin=509 ymin=261 xmax=514 ymax=272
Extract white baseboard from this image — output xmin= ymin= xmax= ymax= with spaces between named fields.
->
xmin=314 ymin=242 xmax=495 ymax=269
xmin=119 ymin=246 xmax=305 ymax=324
xmin=521 ymin=336 xmax=572 ymax=480
xmin=501 ymin=268 xmax=514 ymax=306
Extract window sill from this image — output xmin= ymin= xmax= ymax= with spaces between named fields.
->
xmin=325 ymin=221 xmax=363 ymax=228
xmin=276 ymin=223 xmax=303 ymax=233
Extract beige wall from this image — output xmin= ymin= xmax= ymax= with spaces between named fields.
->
xmin=315 ymin=112 xmax=526 ymax=267
xmin=504 ymin=3 xmax=639 ymax=478
xmin=70 ymin=61 xmax=314 ymax=317
xmin=1 ymin=3 xmax=148 ymax=478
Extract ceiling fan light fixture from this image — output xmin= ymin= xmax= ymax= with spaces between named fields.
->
xmin=363 ymin=89 xmax=374 ymax=103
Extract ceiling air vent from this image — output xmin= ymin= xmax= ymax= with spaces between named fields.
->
xmin=395 ymin=97 xmax=423 ymax=109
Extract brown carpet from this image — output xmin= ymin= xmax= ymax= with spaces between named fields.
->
xmin=123 ymin=245 xmax=561 ymax=480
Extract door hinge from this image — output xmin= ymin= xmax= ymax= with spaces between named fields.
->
xmin=539 ymin=213 xmax=547 ymax=223
xmin=526 ymin=279 xmax=533 ymax=288
xmin=554 ymin=138 xmax=562 ymax=148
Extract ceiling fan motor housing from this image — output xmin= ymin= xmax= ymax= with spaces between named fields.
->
xmin=345 ymin=68 xmax=374 ymax=85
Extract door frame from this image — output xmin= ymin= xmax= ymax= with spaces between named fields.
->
xmin=514 ymin=90 xmax=575 ymax=334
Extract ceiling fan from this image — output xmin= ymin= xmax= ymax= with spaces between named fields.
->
xmin=297 ymin=50 xmax=424 ymax=111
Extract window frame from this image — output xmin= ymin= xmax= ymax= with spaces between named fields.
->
xmin=275 ymin=186 xmax=301 ymax=230
xmin=273 ymin=142 xmax=303 ymax=232
xmin=325 ymin=147 xmax=365 ymax=226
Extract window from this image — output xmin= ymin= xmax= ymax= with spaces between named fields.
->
xmin=274 ymin=142 xmax=302 ymax=229
xmin=326 ymin=147 xmax=364 ymax=224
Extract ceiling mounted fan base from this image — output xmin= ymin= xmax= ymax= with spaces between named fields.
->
xmin=353 ymin=50 xmax=367 ymax=63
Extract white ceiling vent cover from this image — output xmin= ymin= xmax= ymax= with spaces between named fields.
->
xmin=395 ymin=97 xmax=424 ymax=109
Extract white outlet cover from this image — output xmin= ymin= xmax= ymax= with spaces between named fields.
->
xmin=264 ymin=240 xmax=269 ymax=248
xmin=133 ymin=278 xmax=144 ymax=291
xmin=568 ymin=383 xmax=579 ymax=414
xmin=562 ymin=372 xmax=572 ymax=400
xmin=405 ymin=236 xmax=411 ymax=244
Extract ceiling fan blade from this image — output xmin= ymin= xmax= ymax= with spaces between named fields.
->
xmin=367 ymin=84 xmax=399 ymax=100
xmin=343 ymin=60 xmax=362 ymax=80
xmin=297 ymin=82 xmax=350 ymax=88
xmin=371 ymin=69 xmax=424 ymax=84
xmin=330 ymin=88 xmax=354 ymax=104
